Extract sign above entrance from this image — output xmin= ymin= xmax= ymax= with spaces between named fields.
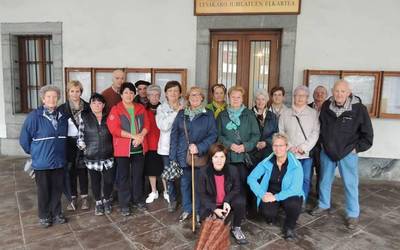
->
xmin=195 ymin=0 xmax=301 ymax=15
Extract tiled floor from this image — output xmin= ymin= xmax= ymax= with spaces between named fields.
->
xmin=1 ymin=156 xmax=399 ymax=249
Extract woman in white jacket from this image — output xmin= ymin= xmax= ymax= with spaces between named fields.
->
xmin=279 ymin=85 xmax=319 ymax=210
xmin=156 ymin=80 xmax=184 ymax=212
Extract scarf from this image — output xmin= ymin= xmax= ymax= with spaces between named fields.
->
xmin=252 ymin=106 xmax=266 ymax=129
xmin=184 ymin=104 xmax=207 ymax=121
xmin=211 ymin=101 xmax=226 ymax=118
xmin=69 ymin=100 xmax=84 ymax=125
xmin=43 ymin=107 xmax=58 ymax=130
xmin=148 ymin=102 xmax=161 ymax=114
xmin=329 ymin=96 xmax=352 ymax=117
xmin=226 ymin=105 xmax=245 ymax=130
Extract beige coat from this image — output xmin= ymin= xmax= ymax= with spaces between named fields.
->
xmin=279 ymin=105 xmax=320 ymax=159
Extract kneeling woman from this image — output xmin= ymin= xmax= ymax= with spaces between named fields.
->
xmin=198 ymin=143 xmax=248 ymax=245
xmin=247 ymin=133 xmax=304 ymax=240
xmin=77 ymin=93 xmax=115 ymax=215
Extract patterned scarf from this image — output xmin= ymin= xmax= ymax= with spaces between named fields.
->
xmin=211 ymin=101 xmax=226 ymax=118
xmin=184 ymin=104 xmax=206 ymax=121
xmin=43 ymin=107 xmax=58 ymax=130
xmin=252 ymin=106 xmax=266 ymax=129
xmin=69 ymin=100 xmax=84 ymax=125
xmin=226 ymin=105 xmax=245 ymax=130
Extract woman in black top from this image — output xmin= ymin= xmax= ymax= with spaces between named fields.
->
xmin=198 ymin=143 xmax=248 ymax=245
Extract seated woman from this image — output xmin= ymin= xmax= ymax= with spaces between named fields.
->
xmin=77 ymin=93 xmax=115 ymax=216
xmin=198 ymin=143 xmax=248 ymax=245
xmin=247 ymin=133 xmax=304 ymax=240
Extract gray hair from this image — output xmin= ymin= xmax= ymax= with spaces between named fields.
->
xmin=147 ymin=84 xmax=162 ymax=95
xmin=272 ymin=132 xmax=289 ymax=146
xmin=39 ymin=85 xmax=61 ymax=100
xmin=293 ymin=85 xmax=310 ymax=96
xmin=254 ymin=89 xmax=269 ymax=101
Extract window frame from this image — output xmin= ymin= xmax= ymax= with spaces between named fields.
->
xmin=378 ymin=71 xmax=400 ymax=119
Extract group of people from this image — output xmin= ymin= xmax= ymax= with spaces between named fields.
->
xmin=19 ymin=68 xmax=373 ymax=244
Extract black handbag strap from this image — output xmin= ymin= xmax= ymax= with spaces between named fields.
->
xmin=183 ymin=116 xmax=190 ymax=145
xmin=295 ymin=115 xmax=308 ymax=141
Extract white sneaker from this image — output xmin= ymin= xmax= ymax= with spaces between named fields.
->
xmin=145 ymin=191 xmax=159 ymax=203
xmin=163 ymin=191 xmax=170 ymax=203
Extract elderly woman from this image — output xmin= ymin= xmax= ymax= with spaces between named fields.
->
xmin=170 ymin=86 xmax=217 ymax=222
xmin=268 ymin=86 xmax=288 ymax=119
xmin=206 ymin=83 xmax=227 ymax=118
xmin=198 ymin=143 xmax=248 ymax=245
xmin=247 ymin=133 xmax=304 ymax=240
xmin=251 ymin=89 xmax=279 ymax=164
xmin=20 ymin=85 xmax=68 ymax=228
xmin=144 ymin=85 xmax=168 ymax=204
xmin=59 ymin=80 xmax=90 ymax=211
xmin=107 ymin=82 xmax=150 ymax=216
xmin=156 ymin=81 xmax=184 ymax=212
xmin=279 ymin=85 xmax=319 ymax=209
xmin=217 ymin=86 xmax=260 ymax=191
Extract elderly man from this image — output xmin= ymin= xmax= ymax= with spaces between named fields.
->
xmin=134 ymin=80 xmax=151 ymax=107
xmin=310 ymin=80 xmax=373 ymax=230
xmin=308 ymin=85 xmax=328 ymax=197
xmin=101 ymin=69 xmax=125 ymax=113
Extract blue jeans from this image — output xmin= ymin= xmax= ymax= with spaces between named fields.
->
xmin=181 ymin=167 xmax=200 ymax=214
xmin=299 ymin=158 xmax=313 ymax=203
xmin=319 ymin=149 xmax=359 ymax=218
xmin=161 ymin=155 xmax=177 ymax=202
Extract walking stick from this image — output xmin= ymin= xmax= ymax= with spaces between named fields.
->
xmin=191 ymin=153 xmax=196 ymax=233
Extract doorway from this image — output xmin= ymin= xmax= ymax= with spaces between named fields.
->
xmin=209 ymin=30 xmax=281 ymax=106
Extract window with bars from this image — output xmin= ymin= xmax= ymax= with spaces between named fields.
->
xmin=16 ymin=35 xmax=53 ymax=113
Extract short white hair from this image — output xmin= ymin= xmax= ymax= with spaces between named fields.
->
xmin=293 ymin=85 xmax=310 ymax=96
xmin=254 ymin=89 xmax=269 ymax=101
xmin=39 ymin=85 xmax=60 ymax=100
xmin=147 ymin=84 xmax=161 ymax=95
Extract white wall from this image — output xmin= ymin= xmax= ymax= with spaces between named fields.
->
xmin=0 ymin=0 xmax=197 ymax=138
xmin=294 ymin=0 xmax=400 ymax=159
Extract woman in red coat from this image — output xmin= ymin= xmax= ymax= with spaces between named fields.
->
xmin=107 ymin=82 xmax=150 ymax=216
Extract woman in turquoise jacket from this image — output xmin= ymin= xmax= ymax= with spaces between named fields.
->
xmin=247 ymin=132 xmax=304 ymax=240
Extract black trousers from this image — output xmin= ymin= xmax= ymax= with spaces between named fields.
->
xmin=69 ymin=163 xmax=88 ymax=197
xmin=311 ymin=143 xmax=322 ymax=197
xmin=116 ymin=154 xmax=145 ymax=209
xmin=260 ymin=196 xmax=303 ymax=230
xmin=34 ymin=168 xmax=64 ymax=219
xmin=230 ymin=194 xmax=246 ymax=227
xmin=231 ymin=163 xmax=257 ymax=215
xmin=88 ymin=167 xmax=116 ymax=201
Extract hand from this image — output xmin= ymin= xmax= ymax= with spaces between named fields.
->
xmin=262 ymin=192 xmax=276 ymax=203
xmin=230 ymin=144 xmax=241 ymax=153
xmin=256 ymin=141 xmax=266 ymax=150
xmin=214 ymin=208 xmax=226 ymax=219
xmin=289 ymin=146 xmax=298 ymax=154
xmin=189 ymin=144 xmax=199 ymax=154
xmin=237 ymin=144 xmax=245 ymax=153
xmin=131 ymin=134 xmax=144 ymax=147
xmin=297 ymin=148 xmax=305 ymax=155
xmin=223 ymin=202 xmax=231 ymax=215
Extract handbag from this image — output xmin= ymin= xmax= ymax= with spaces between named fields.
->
xmin=195 ymin=215 xmax=231 ymax=250
xmin=161 ymin=161 xmax=183 ymax=181
xmin=294 ymin=115 xmax=315 ymax=157
xmin=232 ymin=129 xmax=254 ymax=169
xmin=183 ymin=117 xmax=209 ymax=167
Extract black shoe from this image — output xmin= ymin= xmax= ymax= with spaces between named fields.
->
xmin=103 ymin=199 xmax=112 ymax=215
xmin=39 ymin=217 xmax=52 ymax=228
xmin=346 ymin=217 xmax=359 ymax=230
xmin=121 ymin=207 xmax=131 ymax=217
xmin=283 ymin=228 xmax=297 ymax=241
xmin=309 ymin=206 xmax=329 ymax=216
xmin=168 ymin=201 xmax=177 ymax=213
xmin=95 ymin=203 xmax=105 ymax=216
xmin=53 ymin=214 xmax=67 ymax=224
xmin=136 ymin=202 xmax=147 ymax=211
xmin=231 ymin=227 xmax=248 ymax=245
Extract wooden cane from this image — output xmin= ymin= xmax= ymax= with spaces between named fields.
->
xmin=191 ymin=153 xmax=195 ymax=233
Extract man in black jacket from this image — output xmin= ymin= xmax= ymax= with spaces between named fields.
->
xmin=310 ymin=80 xmax=373 ymax=230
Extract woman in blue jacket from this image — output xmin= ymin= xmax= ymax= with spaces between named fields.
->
xmin=170 ymin=86 xmax=217 ymax=223
xmin=20 ymin=85 xmax=68 ymax=228
xmin=247 ymin=132 xmax=304 ymax=240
